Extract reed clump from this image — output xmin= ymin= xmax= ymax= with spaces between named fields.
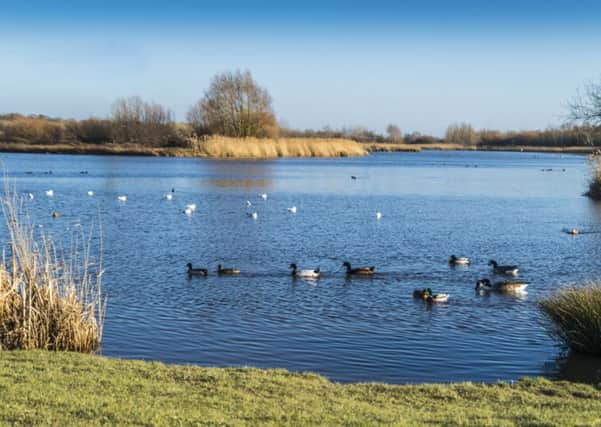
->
xmin=0 ymin=186 xmax=104 ymax=352
xmin=539 ymin=283 xmax=601 ymax=356
xmin=192 ymin=136 xmax=368 ymax=158
xmin=585 ymin=151 xmax=601 ymax=200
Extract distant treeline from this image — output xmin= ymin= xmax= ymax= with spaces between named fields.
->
xmin=1 ymin=69 xmax=600 ymax=149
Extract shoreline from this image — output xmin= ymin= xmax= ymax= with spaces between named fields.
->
xmin=0 ymin=140 xmax=594 ymax=159
xmin=1 ymin=350 xmax=600 ymax=425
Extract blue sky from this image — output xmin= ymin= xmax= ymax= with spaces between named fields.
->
xmin=1 ymin=0 xmax=600 ymax=135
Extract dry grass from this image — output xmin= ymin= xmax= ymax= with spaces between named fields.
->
xmin=192 ymin=136 xmax=368 ymax=158
xmin=539 ymin=283 xmax=601 ymax=356
xmin=0 ymin=184 xmax=104 ymax=352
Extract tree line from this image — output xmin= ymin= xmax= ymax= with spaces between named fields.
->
xmin=0 ymin=71 xmax=600 ymax=147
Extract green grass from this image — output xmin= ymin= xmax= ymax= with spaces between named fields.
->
xmin=540 ymin=283 xmax=601 ymax=355
xmin=0 ymin=351 xmax=600 ymax=426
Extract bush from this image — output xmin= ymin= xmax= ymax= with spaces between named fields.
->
xmin=539 ymin=283 xmax=601 ymax=355
xmin=0 ymin=184 xmax=105 ymax=352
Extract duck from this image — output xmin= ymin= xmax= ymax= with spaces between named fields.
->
xmin=343 ymin=261 xmax=375 ymax=276
xmin=185 ymin=203 xmax=197 ymax=212
xmin=289 ymin=263 xmax=320 ymax=278
xmin=449 ymin=255 xmax=470 ymax=266
xmin=488 ymin=260 xmax=518 ymax=276
xmin=287 ymin=206 xmax=297 ymax=214
xmin=45 ymin=189 xmax=54 ymax=197
xmin=217 ymin=264 xmax=240 ymax=275
xmin=117 ymin=195 xmax=127 ymax=202
xmin=247 ymin=212 xmax=258 ymax=220
xmin=164 ymin=194 xmax=173 ymax=200
xmin=413 ymin=288 xmax=449 ymax=303
xmin=476 ymin=278 xmax=528 ymax=293
xmin=51 ymin=211 xmax=60 ymax=219
xmin=260 ymin=193 xmax=268 ymax=200
xmin=246 ymin=200 xmax=252 ymax=207
xmin=87 ymin=191 xmax=94 ymax=197
xmin=186 ymin=263 xmax=208 ymax=276
xmin=568 ymin=228 xmax=579 ymax=235
xmin=183 ymin=207 xmax=194 ymax=216
xmin=27 ymin=193 xmax=34 ymax=200
xmin=351 ymin=176 xmax=357 ymax=180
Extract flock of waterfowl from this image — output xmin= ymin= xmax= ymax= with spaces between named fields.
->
xmin=186 ymin=256 xmax=529 ymax=304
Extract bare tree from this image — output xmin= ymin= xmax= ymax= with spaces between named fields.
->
xmin=445 ymin=122 xmax=479 ymax=146
xmin=386 ymin=124 xmax=403 ymax=142
xmin=569 ymin=78 xmax=601 ymax=128
xmin=111 ymin=96 xmax=175 ymax=145
xmin=188 ymin=70 xmax=278 ymax=138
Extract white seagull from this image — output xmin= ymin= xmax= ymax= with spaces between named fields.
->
xmin=376 ymin=211 xmax=382 ymax=220
xmin=45 ymin=190 xmax=54 ymax=197
xmin=164 ymin=194 xmax=173 ymax=200
xmin=260 ymin=193 xmax=268 ymax=200
xmin=185 ymin=203 xmax=197 ymax=212
xmin=287 ymin=206 xmax=297 ymax=214
xmin=118 ymin=195 xmax=127 ymax=202
xmin=87 ymin=191 xmax=94 ymax=196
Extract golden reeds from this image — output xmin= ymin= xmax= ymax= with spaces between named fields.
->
xmin=0 ymin=183 xmax=104 ymax=352
xmin=192 ymin=136 xmax=368 ymax=158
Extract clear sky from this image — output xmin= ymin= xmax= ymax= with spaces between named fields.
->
xmin=1 ymin=0 xmax=600 ymax=135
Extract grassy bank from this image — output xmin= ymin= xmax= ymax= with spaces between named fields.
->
xmin=0 ymin=137 xmax=368 ymax=159
xmin=1 ymin=351 xmax=600 ymax=425
xmin=367 ymin=142 xmax=598 ymax=154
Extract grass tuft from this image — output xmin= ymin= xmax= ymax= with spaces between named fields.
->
xmin=539 ymin=283 xmax=601 ymax=355
xmin=0 ymin=183 xmax=104 ymax=352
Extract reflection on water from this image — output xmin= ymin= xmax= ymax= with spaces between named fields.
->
xmin=0 ymin=150 xmax=599 ymax=384
xmin=551 ymin=351 xmax=601 ymax=384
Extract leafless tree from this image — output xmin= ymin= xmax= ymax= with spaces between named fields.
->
xmin=569 ymin=78 xmax=601 ymax=128
xmin=188 ymin=70 xmax=278 ymax=138
xmin=445 ymin=122 xmax=479 ymax=146
xmin=111 ymin=96 xmax=175 ymax=145
xmin=386 ymin=124 xmax=403 ymax=142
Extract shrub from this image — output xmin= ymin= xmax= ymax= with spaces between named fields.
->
xmin=539 ymin=283 xmax=601 ymax=355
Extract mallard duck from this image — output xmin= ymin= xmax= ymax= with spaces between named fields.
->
xmin=289 ymin=263 xmax=320 ymax=278
xmin=476 ymin=278 xmax=528 ymax=293
xmin=343 ymin=261 xmax=375 ymax=276
xmin=449 ymin=255 xmax=470 ymax=266
xmin=187 ymin=263 xmax=208 ymax=276
xmin=488 ymin=260 xmax=518 ymax=276
xmin=217 ymin=264 xmax=240 ymax=275
xmin=413 ymin=288 xmax=449 ymax=303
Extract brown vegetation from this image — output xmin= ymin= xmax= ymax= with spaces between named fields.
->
xmin=0 ymin=185 xmax=104 ymax=352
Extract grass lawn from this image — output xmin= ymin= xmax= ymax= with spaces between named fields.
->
xmin=0 ymin=351 xmax=600 ymax=426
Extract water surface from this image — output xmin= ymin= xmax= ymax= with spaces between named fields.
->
xmin=2 ymin=150 xmax=599 ymax=383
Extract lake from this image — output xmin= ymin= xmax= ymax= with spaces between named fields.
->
xmin=2 ymin=150 xmax=601 ymax=384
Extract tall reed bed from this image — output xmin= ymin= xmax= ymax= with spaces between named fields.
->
xmin=0 ymin=184 xmax=105 ymax=352
xmin=585 ymin=151 xmax=601 ymax=200
xmin=192 ymin=136 xmax=368 ymax=158
xmin=539 ymin=283 xmax=601 ymax=355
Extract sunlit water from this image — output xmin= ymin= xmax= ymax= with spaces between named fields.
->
xmin=2 ymin=150 xmax=601 ymax=384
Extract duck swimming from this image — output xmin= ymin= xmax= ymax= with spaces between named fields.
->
xmin=413 ymin=288 xmax=449 ymax=303
xmin=476 ymin=278 xmax=528 ymax=293
xmin=217 ymin=264 xmax=240 ymax=275
xmin=343 ymin=261 xmax=375 ymax=276
xmin=488 ymin=260 xmax=518 ymax=276
xmin=449 ymin=255 xmax=470 ymax=266
xmin=289 ymin=263 xmax=320 ymax=278
xmin=186 ymin=263 xmax=208 ymax=276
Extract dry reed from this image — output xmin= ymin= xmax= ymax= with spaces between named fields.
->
xmin=539 ymin=283 xmax=601 ymax=356
xmin=0 ymin=183 xmax=105 ymax=352
xmin=192 ymin=136 xmax=368 ymax=158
